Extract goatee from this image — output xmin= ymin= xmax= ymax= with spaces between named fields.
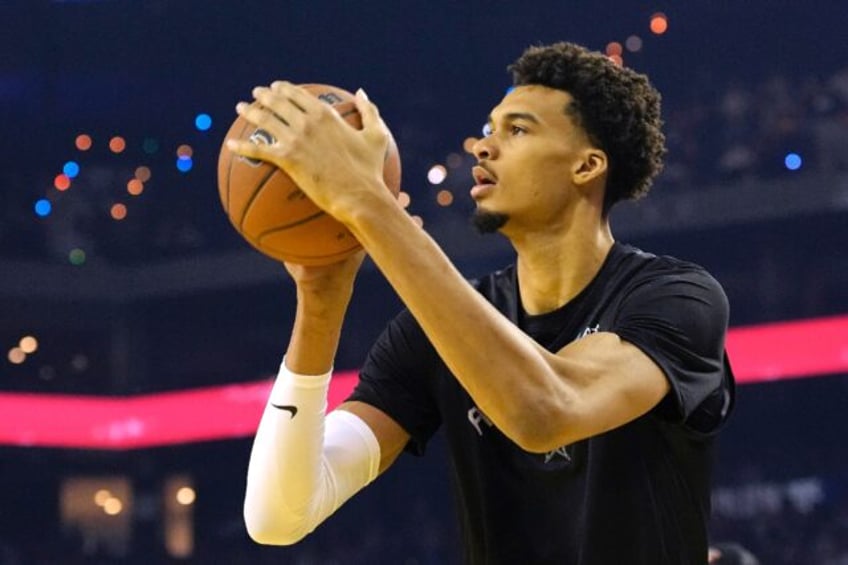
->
xmin=470 ymin=210 xmax=509 ymax=234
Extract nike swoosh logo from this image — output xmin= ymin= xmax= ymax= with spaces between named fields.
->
xmin=271 ymin=404 xmax=298 ymax=418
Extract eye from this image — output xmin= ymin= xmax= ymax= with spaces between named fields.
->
xmin=510 ymin=125 xmax=527 ymax=136
xmin=481 ymin=123 xmax=493 ymax=137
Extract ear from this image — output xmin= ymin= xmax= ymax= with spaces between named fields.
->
xmin=572 ymin=148 xmax=608 ymax=187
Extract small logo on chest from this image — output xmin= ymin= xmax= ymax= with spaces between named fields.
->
xmin=467 ymin=406 xmax=494 ymax=436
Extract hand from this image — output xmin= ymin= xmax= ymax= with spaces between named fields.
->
xmin=285 ymin=250 xmax=366 ymax=306
xmin=227 ymin=82 xmax=392 ymax=224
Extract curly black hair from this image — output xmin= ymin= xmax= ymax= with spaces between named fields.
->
xmin=508 ymin=42 xmax=666 ymax=216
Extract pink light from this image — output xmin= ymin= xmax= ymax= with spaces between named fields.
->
xmin=1 ymin=315 xmax=846 ymax=450
xmin=0 ymin=371 xmax=357 ymax=450
xmin=725 ymin=315 xmax=848 ymax=383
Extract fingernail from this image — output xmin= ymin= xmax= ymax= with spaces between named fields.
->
xmin=356 ymin=88 xmax=369 ymax=101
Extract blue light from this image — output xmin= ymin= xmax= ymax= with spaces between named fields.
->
xmin=504 ymin=86 xmax=516 ymax=95
xmin=784 ymin=153 xmax=802 ymax=171
xmin=35 ymin=199 xmax=52 ymax=217
xmin=195 ymin=113 xmax=212 ymax=131
xmin=63 ymin=161 xmax=80 ymax=178
xmin=176 ymin=155 xmax=193 ymax=173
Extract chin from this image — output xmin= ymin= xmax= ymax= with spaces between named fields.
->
xmin=470 ymin=209 xmax=509 ymax=234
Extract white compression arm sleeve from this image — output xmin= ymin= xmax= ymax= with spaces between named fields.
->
xmin=244 ymin=358 xmax=381 ymax=545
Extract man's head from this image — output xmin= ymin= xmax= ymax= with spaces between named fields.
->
xmin=508 ymin=42 xmax=666 ymax=217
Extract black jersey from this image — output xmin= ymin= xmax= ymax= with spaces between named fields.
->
xmin=349 ymin=242 xmax=734 ymax=565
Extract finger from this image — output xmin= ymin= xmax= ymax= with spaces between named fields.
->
xmin=252 ymin=86 xmax=306 ymax=131
xmin=225 ymin=138 xmax=272 ymax=162
xmin=355 ymin=88 xmax=390 ymax=140
xmin=271 ymin=81 xmax=321 ymax=115
xmin=236 ymin=101 xmax=294 ymax=141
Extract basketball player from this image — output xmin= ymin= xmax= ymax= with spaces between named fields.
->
xmin=229 ymin=42 xmax=735 ymax=564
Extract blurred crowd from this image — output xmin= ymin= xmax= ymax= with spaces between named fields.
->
xmin=2 ymin=66 xmax=848 ymax=266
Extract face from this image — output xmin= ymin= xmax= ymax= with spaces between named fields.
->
xmin=470 ymin=85 xmax=599 ymax=234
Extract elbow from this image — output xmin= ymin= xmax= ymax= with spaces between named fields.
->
xmin=508 ymin=399 xmax=578 ymax=454
xmin=243 ymin=503 xmax=309 ymax=546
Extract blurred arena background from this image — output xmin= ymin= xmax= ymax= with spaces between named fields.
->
xmin=1 ymin=1 xmax=847 ymax=563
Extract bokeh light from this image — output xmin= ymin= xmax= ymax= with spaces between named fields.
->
xmin=195 ymin=113 xmax=212 ymax=131
xmin=54 ymin=174 xmax=71 ymax=191
xmin=397 ymin=192 xmax=411 ymax=209
xmin=176 ymin=144 xmax=193 ymax=158
xmin=176 ymin=487 xmax=196 ymax=505
xmin=7 ymin=347 xmax=25 ymax=365
xmin=94 ymin=489 xmax=111 ymax=506
xmin=142 ymin=137 xmax=160 ymax=155
xmin=69 ymin=248 xmax=86 ymax=266
xmin=75 ymin=134 xmax=92 ymax=151
xmin=19 ymin=336 xmax=38 ymax=354
xmin=127 ymin=179 xmax=144 ymax=196
xmin=176 ymin=156 xmax=193 ymax=173
xmin=625 ymin=35 xmax=643 ymax=52
xmin=111 ymin=203 xmax=128 ymax=220
xmin=109 ymin=136 xmax=126 ymax=153
xmin=134 ymin=166 xmax=151 ymax=182
xmin=34 ymin=199 xmax=52 ymax=217
xmin=609 ymin=54 xmax=623 ymax=67
xmin=463 ymin=137 xmax=478 ymax=154
xmin=446 ymin=152 xmax=464 ymax=169
xmin=650 ymin=12 xmax=668 ymax=35
xmin=410 ymin=215 xmax=424 ymax=228
xmin=71 ymin=354 xmax=89 ymax=373
xmin=427 ymin=164 xmax=447 ymax=185
xmin=63 ymin=161 xmax=80 ymax=178
xmin=103 ymin=497 xmax=123 ymax=515
xmin=605 ymin=42 xmax=623 ymax=57
xmin=785 ymin=153 xmax=803 ymax=171
xmin=436 ymin=190 xmax=454 ymax=206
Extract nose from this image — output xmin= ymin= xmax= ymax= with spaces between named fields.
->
xmin=472 ymin=136 xmax=497 ymax=160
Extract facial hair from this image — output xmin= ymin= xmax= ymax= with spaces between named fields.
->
xmin=470 ymin=209 xmax=509 ymax=234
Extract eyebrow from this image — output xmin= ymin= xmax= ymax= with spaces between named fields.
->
xmin=486 ymin=112 xmax=542 ymax=126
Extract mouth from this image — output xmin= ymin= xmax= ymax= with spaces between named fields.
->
xmin=471 ymin=165 xmax=497 ymax=199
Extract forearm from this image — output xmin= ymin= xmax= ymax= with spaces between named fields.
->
xmin=285 ymin=287 xmax=349 ymax=374
xmin=244 ymin=361 xmax=380 ymax=545
xmin=345 ymin=194 xmax=564 ymax=446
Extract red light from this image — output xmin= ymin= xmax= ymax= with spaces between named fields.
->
xmin=54 ymin=174 xmax=71 ymax=191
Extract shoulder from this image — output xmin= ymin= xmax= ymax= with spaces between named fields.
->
xmin=616 ymin=244 xmax=728 ymax=307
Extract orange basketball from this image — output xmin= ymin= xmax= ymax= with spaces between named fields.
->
xmin=217 ymin=84 xmax=402 ymax=265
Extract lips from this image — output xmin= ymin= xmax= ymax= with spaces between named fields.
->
xmin=471 ymin=165 xmax=497 ymax=199
xmin=472 ymin=165 xmax=496 ymax=186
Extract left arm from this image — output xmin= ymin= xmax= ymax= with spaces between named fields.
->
xmin=229 ymin=83 xmax=670 ymax=452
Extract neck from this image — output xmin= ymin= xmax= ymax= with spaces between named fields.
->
xmin=511 ymin=219 xmax=614 ymax=315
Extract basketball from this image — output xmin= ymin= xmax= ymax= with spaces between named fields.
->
xmin=217 ymin=83 xmax=402 ymax=266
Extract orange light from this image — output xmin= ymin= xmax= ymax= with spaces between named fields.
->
xmin=75 ymin=134 xmax=93 ymax=151
xmin=134 ymin=166 xmax=151 ymax=182
xmin=609 ymin=54 xmax=624 ymax=67
xmin=7 ymin=347 xmax=25 ymax=364
xmin=650 ymin=13 xmax=668 ymax=35
xmin=410 ymin=215 xmax=424 ymax=228
xmin=462 ymin=137 xmax=478 ymax=154
xmin=127 ymin=179 xmax=144 ymax=196
xmin=605 ymin=42 xmax=623 ymax=57
xmin=54 ymin=174 xmax=71 ymax=191
xmin=176 ymin=144 xmax=193 ymax=158
xmin=397 ymin=192 xmax=411 ymax=209
xmin=110 ymin=203 xmax=128 ymax=220
xmin=436 ymin=190 xmax=454 ymax=207
xmin=109 ymin=136 xmax=126 ymax=153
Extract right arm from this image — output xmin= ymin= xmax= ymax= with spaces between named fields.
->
xmin=243 ymin=254 xmax=409 ymax=545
